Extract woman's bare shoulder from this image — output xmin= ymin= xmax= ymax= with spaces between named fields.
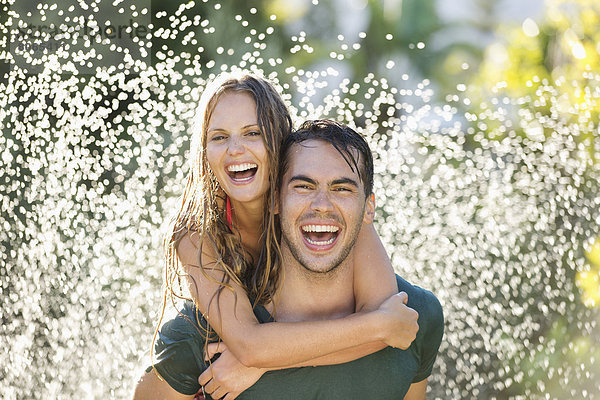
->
xmin=176 ymin=231 xmax=201 ymax=266
xmin=176 ymin=230 xmax=218 ymax=268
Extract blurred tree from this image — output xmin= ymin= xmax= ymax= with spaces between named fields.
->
xmin=148 ymin=0 xmax=486 ymax=99
xmin=469 ymin=0 xmax=600 ymax=130
xmin=463 ymin=0 xmax=600 ymax=397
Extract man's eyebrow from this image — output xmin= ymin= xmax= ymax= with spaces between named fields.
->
xmin=289 ymin=175 xmax=359 ymax=188
xmin=289 ymin=175 xmax=317 ymax=185
xmin=331 ymin=177 xmax=359 ymax=188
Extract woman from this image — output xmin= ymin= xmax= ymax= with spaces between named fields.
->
xmin=133 ymin=72 xmax=418 ymax=399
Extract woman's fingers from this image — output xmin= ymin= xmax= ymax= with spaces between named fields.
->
xmin=198 ymin=365 xmax=213 ymax=386
xmin=204 ymin=342 xmax=226 ymax=361
xmin=210 ymin=385 xmax=228 ymax=399
xmin=397 ymin=291 xmax=408 ymax=304
xmin=378 ymin=292 xmax=419 ymax=349
xmin=203 ymin=378 xmax=218 ymax=397
xmin=223 ymin=392 xmax=240 ymax=400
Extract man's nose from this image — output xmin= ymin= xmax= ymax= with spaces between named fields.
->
xmin=311 ymin=190 xmax=334 ymax=213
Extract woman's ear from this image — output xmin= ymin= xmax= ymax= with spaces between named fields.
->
xmin=363 ymin=193 xmax=375 ymax=224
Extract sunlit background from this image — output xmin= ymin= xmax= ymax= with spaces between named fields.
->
xmin=1 ymin=0 xmax=599 ymax=398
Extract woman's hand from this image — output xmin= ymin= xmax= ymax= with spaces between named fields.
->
xmin=199 ymin=343 xmax=265 ymax=400
xmin=376 ymin=292 xmax=419 ymax=349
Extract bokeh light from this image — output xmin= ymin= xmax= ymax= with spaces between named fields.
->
xmin=1 ymin=0 xmax=599 ymax=399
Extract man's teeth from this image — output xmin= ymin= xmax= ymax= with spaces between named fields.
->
xmin=302 ymin=225 xmax=339 ymax=246
xmin=305 ymin=236 xmax=336 ymax=246
xmin=302 ymin=225 xmax=339 ymax=233
xmin=227 ymin=163 xmax=257 ymax=172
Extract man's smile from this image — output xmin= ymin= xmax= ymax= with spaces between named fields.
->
xmin=279 ymin=139 xmax=371 ymax=275
xmin=300 ymin=223 xmax=341 ymax=250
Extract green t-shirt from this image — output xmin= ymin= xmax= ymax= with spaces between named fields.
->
xmin=148 ymin=275 xmax=444 ymax=399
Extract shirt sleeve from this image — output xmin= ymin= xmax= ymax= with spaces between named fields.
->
xmin=146 ymin=302 xmax=217 ymax=395
xmin=411 ymin=290 xmax=444 ymax=383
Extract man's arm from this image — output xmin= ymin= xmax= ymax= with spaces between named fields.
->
xmin=403 ymin=379 xmax=428 ymax=400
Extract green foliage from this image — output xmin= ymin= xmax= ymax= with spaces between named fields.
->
xmin=470 ymin=0 xmax=600 ymax=124
xmin=3 ymin=0 xmax=600 ymax=398
xmin=462 ymin=1 xmax=600 ymax=397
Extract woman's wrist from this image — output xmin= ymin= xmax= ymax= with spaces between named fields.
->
xmin=348 ymin=309 xmax=389 ymax=343
xmin=367 ymin=309 xmax=389 ymax=342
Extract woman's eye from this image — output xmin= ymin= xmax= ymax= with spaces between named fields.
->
xmin=247 ymin=131 xmax=261 ymax=137
xmin=210 ymin=134 xmax=226 ymax=141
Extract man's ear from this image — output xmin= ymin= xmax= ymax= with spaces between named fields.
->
xmin=363 ymin=193 xmax=375 ymax=224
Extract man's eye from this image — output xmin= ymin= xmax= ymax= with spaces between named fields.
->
xmin=294 ymin=184 xmax=311 ymax=190
xmin=334 ymin=187 xmax=352 ymax=192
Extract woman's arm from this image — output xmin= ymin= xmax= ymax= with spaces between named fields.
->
xmin=291 ymin=210 xmax=405 ymax=361
xmin=199 ymin=329 xmax=415 ymax=400
xmin=354 ymin=214 xmax=399 ymax=313
xmin=198 ymin=342 xmax=392 ymax=399
xmin=180 ymin=232 xmax=416 ymax=369
xmin=265 ymin=221 xmax=414 ymax=367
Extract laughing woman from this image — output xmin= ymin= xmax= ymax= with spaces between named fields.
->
xmin=132 ymin=72 xmax=419 ymax=400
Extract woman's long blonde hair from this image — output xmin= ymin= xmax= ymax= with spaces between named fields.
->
xmin=157 ymin=72 xmax=292 ymax=338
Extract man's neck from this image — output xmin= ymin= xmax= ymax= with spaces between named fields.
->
xmin=274 ymin=248 xmax=356 ymax=322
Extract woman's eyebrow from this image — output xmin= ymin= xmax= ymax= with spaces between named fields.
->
xmin=208 ymin=124 xmax=259 ymax=133
xmin=242 ymin=124 xmax=260 ymax=130
xmin=207 ymin=127 xmax=226 ymax=134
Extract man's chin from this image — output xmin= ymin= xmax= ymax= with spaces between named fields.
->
xmin=298 ymin=258 xmax=343 ymax=276
xmin=283 ymin=234 xmax=352 ymax=277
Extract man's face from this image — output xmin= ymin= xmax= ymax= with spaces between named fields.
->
xmin=279 ymin=139 xmax=375 ymax=275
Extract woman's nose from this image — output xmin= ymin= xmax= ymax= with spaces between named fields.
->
xmin=227 ymin=136 xmax=245 ymax=156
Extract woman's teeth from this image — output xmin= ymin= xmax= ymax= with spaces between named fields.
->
xmin=227 ymin=163 xmax=258 ymax=182
xmin=227 ymin=163 xmax=257 ymax=172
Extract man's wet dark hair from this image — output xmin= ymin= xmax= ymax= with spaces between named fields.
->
xmin=278 ymin=119 xmax=374 ymax=197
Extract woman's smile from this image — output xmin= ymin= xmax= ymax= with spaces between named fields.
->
xmin=206 ymin=91 xmax=270 ymax=204
xmin=226 ymin=162 xmax=259 ymax=184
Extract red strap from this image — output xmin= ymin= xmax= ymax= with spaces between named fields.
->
xmin=226 ymin=195 xmax=232 ymax=229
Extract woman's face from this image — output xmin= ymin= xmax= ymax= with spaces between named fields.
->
xmin=206 ymin=91 xmax=270 ymax=205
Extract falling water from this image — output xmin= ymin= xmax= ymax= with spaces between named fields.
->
xmin=1 ymin=1 xmax=599 ymax=399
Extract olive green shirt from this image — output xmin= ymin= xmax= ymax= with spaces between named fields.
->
xmin=148 ymin=275 xmax=444 ymax=399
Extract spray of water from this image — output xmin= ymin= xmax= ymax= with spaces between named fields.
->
xmin=1 ymin=1 xmax=599 ymax=398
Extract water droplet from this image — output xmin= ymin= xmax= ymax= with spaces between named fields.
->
xmin=522 ymin=17 xmax=540 ymax=37
xmin=2 ymin=3 xmax=599 ymax=399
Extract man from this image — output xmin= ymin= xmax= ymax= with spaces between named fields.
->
xmin=136 ymin=120 xmax=444 ymax=399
